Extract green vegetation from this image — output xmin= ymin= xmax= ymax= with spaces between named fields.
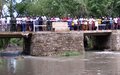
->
xmin=0 ymin=0 xmax=120 ymax=17
xmin=0 ymin=38 xmax=23 ymax=50
xmin=13 ymin=0 xmax=120 ymax=17
xmin=1 ymin=0 xmax=120 ymax=17
xmin=0 ymin=38 xmax=10 ymax=50
xmin=61 ymin=51 xmax=80 ymax=57
xmin=9 ymin=38 xmax=23 ymax=47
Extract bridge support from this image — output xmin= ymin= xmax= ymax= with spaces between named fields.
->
xmin=110 ymin=30 xmax=120 ymax=51
xmin=23 ymin=34 xmax=32 ymax=55
xmin=30 ymin=32 xmax=84 ymax=56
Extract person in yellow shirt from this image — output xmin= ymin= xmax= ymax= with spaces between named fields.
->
xmin=98 ymin=18 xmax=102 ymax=25
xmin=97 ymin=18 xmax=102 ymax=30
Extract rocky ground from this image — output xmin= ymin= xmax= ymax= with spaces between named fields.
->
xmin=1 ymin=44 xmax=22 ymax=51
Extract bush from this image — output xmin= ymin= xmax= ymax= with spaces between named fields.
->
xmin=0 ymin=38 xmax=10 ymax=50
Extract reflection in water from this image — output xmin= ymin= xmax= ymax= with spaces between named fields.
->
xmin=8 ymin=59 xmax=16 ymax=74
xmin=1 ymin=51 xmax=120 ymax=75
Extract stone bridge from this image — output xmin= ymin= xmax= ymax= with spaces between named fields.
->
xmin=0 ymin=30 xmax=120 ymax=56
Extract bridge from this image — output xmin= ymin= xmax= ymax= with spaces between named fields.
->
xmin=0 ymin=30 xmax=119 ymax=56
xmin=83 ymin=30 xmax=112 ymax=36
xmin=0 ymin=32 xmax=32 ymax=38
xmin=0 ymin=30 xmax=112 ymax=37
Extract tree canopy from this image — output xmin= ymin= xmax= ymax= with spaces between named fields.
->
xmin=2 ymin=0 xmax=120 ymax=17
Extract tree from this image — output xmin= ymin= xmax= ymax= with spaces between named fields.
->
xmin=0 ymin=0 xmax=2 ymax=17
xmin=14 ymin=0 xmax=120 ymax=17
xmin=15 ymin=0 xmax=89 ymax=17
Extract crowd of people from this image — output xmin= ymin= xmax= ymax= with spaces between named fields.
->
xmin=0 ymin=16 xmax=120 ymax=32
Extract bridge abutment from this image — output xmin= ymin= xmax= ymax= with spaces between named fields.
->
xmin=23 ymin=33 xmax=32 ymax=55
xmin=30 ymin=32 xmax=84 ymax=56
xmin=110 ymin=30 xmax=120 ymax=51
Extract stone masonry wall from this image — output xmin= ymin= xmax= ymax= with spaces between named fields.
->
xmin=30 ymin=32 xmax=84 ymax=56
xmin=110 ymin=30 xmax=120 ymax=51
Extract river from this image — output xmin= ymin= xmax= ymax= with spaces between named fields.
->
xmin=0 ymin=51 xmax=120 ymax=75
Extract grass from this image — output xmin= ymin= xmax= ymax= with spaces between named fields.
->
xmin=61 ymin=51 xmax=80 ymax=57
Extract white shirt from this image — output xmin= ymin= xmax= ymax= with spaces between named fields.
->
xmin=6 ymin=17 xmax=11 ymax=24
xmin=16 ymin=18 xmax=22 ymax=24
xmin=79 ymin=18 xmax=83 ymax=24
xmin=89 ymin=18 xmax=95 ymax=24
xmin=114 ymin=18 xmax=118 ymax=23
xmin=22 ymin=17 xmax=26 ymax=24
xmin=73 ymin=19 xmax=78 ymax=25
xmin=95 ymin=20 xmax=98 ymax=26
xmin=1 ymin=18 xmax=6 ymax=25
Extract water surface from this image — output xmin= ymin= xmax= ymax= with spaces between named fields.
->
xmin=0 ymin=51 xmax=120 ymax=75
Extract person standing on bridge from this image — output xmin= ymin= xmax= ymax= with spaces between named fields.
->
xmin=117 ymin=16 xmax=120 ymax=29
xmin=113 ymin=17 xmax=118 ymax=29
xmin=21 ymin=16 xmax=27 ymax=32
xmin=89 ymin=16 xmax=95 ymax=30
xmin=6 ymin=16 xmax=11 ymax=31
xmin=1 ymin=17 xmax=6 ymax=31
xmin=73 ymin=16 xmax=78 ymax=30
xmin=109 ymin=17 xmax=114 ymax=30
xmin=16 ymin=16 xmax=22 ymax=31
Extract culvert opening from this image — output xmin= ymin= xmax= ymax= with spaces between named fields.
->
xmin=0 ymin=38 xmax=23 ymax=56
xmin=0 ymin=35 xmax=32 ymax=56
xmin=84 ymin=35 xmax=111 ymax=51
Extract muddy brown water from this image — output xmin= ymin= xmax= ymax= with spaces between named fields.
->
xmin=0 ymin=51 xmax=120 ymax=75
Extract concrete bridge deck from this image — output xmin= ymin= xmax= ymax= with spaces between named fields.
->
xmin=0 ymin=30 xmax=113 ymax=37
xmin=0 ymin=32 xmax=32 ymax=38
xmin=83 ymin=30 xmax=112 ymax=36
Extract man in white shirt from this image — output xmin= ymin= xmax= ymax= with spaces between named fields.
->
xmin=73 ymin=17 xmax=78 ymax=30
xmin=16 ymin=17 xmax=22 ymax=31
xmin=21 ymin=17 xmax=26 ymax=32
xmin=6 ymin=17 xmax=11 ymax=31
xmin=113 ymin=17 xmax=118 ymax=29
xmin=1 ymin=17 xmax=6 ymax=31
xmin=89 ymin=17 xmax=95 ymax=30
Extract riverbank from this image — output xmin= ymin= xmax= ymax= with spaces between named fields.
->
xmin=0 ymin=44 xmax=23 ymax=56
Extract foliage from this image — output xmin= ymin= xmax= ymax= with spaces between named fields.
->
xmin=14 ymin=0 xmax=88 ymax=17
xmin=0 ymin=38 xmax=10 ymax=50
xmin=14 ymin=0 xmax=120 ymax=17
xmin=9 ymin=38 xmax=23 ymax=47
xmin=87 ymin=0 xmax=120 ymax=17
xmin=1 ymin=0 xmax=120 ymax=17
xmin=15 ymin=0 xmax=30 ymax=16
xmin=0 ymin=38 xmax=23 ymax=50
